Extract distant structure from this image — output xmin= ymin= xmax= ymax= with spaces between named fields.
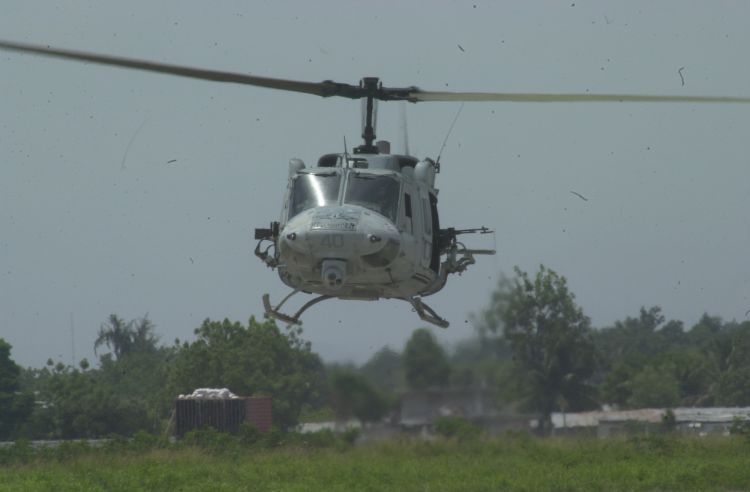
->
xmin=551 ymin=407 xmax=750 ymax=437
xmin=398 ymin=388 xmax=530 ymax=435
xmin=175 ymin=388 xmax=272 ymax=437
xmin=399 ymin=388 xmax=750 ymax=438
xmin=400 ymin=388 xmax=498 ymax=426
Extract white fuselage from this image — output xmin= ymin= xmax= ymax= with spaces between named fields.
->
xmin=274 ymin=153 xmax=443 ymax=300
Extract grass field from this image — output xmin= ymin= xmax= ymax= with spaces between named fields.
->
xmin=2 ymin=433 xmax=750 ymax=491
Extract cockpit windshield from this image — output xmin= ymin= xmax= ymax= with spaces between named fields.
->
xmin=344 ymin=173 xmax=400 ymax=222
xmin=289 ymin=173 xmax=341 ymax=219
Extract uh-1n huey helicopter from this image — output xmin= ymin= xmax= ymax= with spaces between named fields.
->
xmin=2 ymin=40 xmax=749 ymax=328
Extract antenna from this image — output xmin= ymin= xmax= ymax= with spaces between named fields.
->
xmin=435 ymin=103 xmax=465 ymax=172
xmin=343 ymin=135 xmax=349 ymax=167
xmin=70 ymin=312 xmax=76 ymax=366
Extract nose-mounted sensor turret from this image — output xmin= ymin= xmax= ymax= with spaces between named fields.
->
xmin=321 ymin=259 xmax=346 ymax=290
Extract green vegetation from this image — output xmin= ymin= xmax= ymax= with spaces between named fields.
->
xmin=328 ymin=370 xmax=389 ymax=423
xmin=2 ymin=434 xmax=750 ymax=491
xmin=4 ymin=264 xmax=750 ymax=443
xmin=168 ymin=318 xmax=325 ymax=430
xmin=0 ymin=339 xmax=33 ymax=439
xmin=434 ymin=416 xmax=482 ymax=441
xmin=477 ymin=266 xmax=598 ymax=434
xmin=403 ymin=328 xmax=451 ymax=390
xmin=4 ymin=264 xmax=750 ymax=490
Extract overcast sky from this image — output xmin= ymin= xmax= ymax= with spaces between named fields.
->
xmin=2 ymin=1 xmax=749 ymax=368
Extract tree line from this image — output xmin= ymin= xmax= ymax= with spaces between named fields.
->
xmin=2 ymin=265 xmax=749 ymax=439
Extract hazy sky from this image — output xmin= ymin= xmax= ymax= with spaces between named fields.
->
xmin=2 ymin=1 xmax=749 ymax=368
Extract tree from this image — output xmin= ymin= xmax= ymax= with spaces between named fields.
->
xmin=481 ymin=266 xmax=597 ymax=435
xmin=715 ymin=323 xmax=750 ymax=406
xmin=687 ymin=313 xmax=724 ymax=348
xmin=17 ymin=315 xmax=174 ymax=439
xmin=168 ymin=318 xmax=325 ymax=430
xmin=626 ymin=365 xmax=681 ymax=408
xmin=94 ymin=314 xmax=159 ymax=360
xmin=360 ymin=346 xmax=404 ymax=394
xmin=663 ymin=348 xmax=714 ymax=406
xmin=592 ymin=306 xmax=672 ymax=370
xmin=31 ymin=363 xmax=149 ymax=438
xmin=403 ymin=328 xmax=451 ymax=390
xmin=0 ymin=339 xmax=33 ymax=439
xmin=131 ymin=316 xmax=159 ymax=355
xmin=328 ymin=370 xmax=388 ymax=423
xmin=601 ymin=359 xmax=641 ymax=407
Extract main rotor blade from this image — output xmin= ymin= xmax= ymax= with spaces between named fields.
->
xmin=410 ymin=90 xmax=750 ymax=104
xmin=0 ymin=39 xmax=360 ymax=98
xmin=4 ymin=40 xmax=749 ymax=105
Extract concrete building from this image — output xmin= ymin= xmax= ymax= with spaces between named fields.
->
xmin=551 ymin=407 xmax=750 ymax=437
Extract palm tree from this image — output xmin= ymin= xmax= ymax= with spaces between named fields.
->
xmin=132 ymin=316 xmax=159 ymax=354
xmin=94 ymin=314 xmax=134 ymax=360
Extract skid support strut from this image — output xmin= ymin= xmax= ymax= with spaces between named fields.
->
xmin=405 ymin=297 xmax=450 ymax=328
xmin=263 ymin=291 xmax=332 ymax=325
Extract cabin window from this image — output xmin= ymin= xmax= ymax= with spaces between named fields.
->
xmin=289 ymin=173 xmax=341 ymax=219
xmin=403 ymin=193 xmax=413 ymax=233
xmin=398 ymin=157 xmax=418 ymax=169
xmin=429 ymin=192 xmax=440 ymax=273
xmin=344 ymin=173 xmax=400 ymax=222
xmin=422 ymin=198 xmax=432 ymax=234
xmin=317 ymin=154 xmax=340 ymax=167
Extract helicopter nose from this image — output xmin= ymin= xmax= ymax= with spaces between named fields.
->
xmin=279 ymin=206 xmax=400 ymax=275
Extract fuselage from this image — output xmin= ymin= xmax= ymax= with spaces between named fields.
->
xmin=274 ymin=151 xmax=443 ymax=300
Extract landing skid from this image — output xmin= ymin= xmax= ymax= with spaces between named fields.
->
xmin=405 ymin=297 xmax=450 ymax=328
xmin=262 ymin=291 xmax=449 ymax=329
xmin=262 ymin=291 xmax=332 ymax=325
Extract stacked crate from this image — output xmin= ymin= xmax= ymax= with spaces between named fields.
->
xmin=175 ymin=396 xmax=272 ymax=437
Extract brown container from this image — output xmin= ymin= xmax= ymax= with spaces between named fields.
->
xmin=246 ymin=397 xmax=273 ymax=433
xmin=175 ymin=396 xmax=273 ymax=437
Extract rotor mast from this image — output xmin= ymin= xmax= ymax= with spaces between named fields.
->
xmin=356 ymin=77 xmax=380 ymax=154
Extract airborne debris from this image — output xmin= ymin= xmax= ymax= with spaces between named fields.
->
xmin=120 ymin=118 xmax=148 ymax=169
xmin=167 ymin=159 xmax=177 ymax=164
xmin=570 ymin=190 xmax=589 ymax=202
xmin=678 ymin=67 xmax=686 ymax=87
xmin=3 ymin=38 xmax=748 ymax=331
xmin=458 ymin=44 xmax=465 ymax=52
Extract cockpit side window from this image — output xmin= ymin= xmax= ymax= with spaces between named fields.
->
xmin=344 ymin=173 xmax=400 ymax=222
xmin=317 ymin=154 xmax=340 ymax=167
xmin=289 ymin=173 xmax=341 ymax=219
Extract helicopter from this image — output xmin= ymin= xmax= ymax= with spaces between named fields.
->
xmin=2 ymin=39 xmax=749 ymax=328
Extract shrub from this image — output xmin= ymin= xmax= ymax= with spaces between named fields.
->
xmin=434 ymin=416 xmax=481 ymax=441
xmin=341 ymin=428 xmax=360 ymax=446
xmin=238 ymin=423 xmax=262 ymax=446
xmin=181 ymin=427 xmax=238 ymax=454
xmin=298 ymin=429 xmax=338 ymax=448
xmin=730 ymin=417 xmax=750 ymax=442
xmin=660 ymin=409 xmax=677 ymax=433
